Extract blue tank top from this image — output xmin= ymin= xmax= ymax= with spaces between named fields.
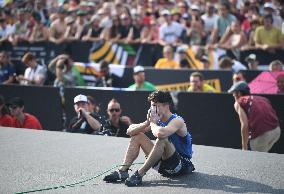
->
xmin=157 ymin=114 xmax=193 ymax=159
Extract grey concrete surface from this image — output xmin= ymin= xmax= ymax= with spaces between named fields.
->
xmin=0 ymin=127 xmax=283 ymax=194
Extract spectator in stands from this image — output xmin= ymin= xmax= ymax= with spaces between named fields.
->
xmin=140 ymin=19 xmax=159 ymax=44
xmin=48 ymin=54 xmax=81 ymax=86
xmin=17 ymin=52 xmax=47 ymax=85
xmin=218 ymin=20 xmax=247 ymax=50
xmin=9 ymin=9 xmax=28 ymax=45
xmin=176 ymin=45 xmax=192 ymax=69
xmin=8 ymin=97 xmax=43 ymax=130
xmin=209 ymin=2 xmax=236 ymax=44
xmin=201 ymin=2 xmax=218 ymax=41
xmin=94 ymin=60 xmax=119 ymax=87
xmin=104 ymin=98 xmax=131 ymax=138
xmin=188 ymin=71 xmax=216 ymax=93
xmin=82 ymin=15 xmax=105 ymax=41
xmin=0 ymin=17 xmax=15 ymax=43
xmin=63 ymin=16 xmax=77 ymax=41
xmin=229 ymin=81 xmax=281 ymax=152
xmin=128 ymin=66 xmax=156 ymax=91
xmin=232 ymin=71 xmax=246 ymax=84
xmin=0 ymin=51 xmax=15 ymax=84
xmin=49 ymin=7 xmax=68 ymax=44
xmin=154 ymin=45 xmax=180 ymax=69
xmin=276 ymin=73 xmax=284 ymax=94
xmin=103 ymin=91 xmax=194 ymax=186
xmin=254 ymin=14 xmax=283 ymax=52
xmin=29 ymin=12 xmax=49 ymax=43
xmin=159 ymin=9 xmax=184 ymax=45
xmin=219 ymin=56 xmax=247 ymax=73
xmin=269 ymin=60 xmax=283 ymax=72
xmin=263 ymin=2 xmax=282 ymax=29
xmin=118 ymin=13 xmax=134 ymax=43
xmin=73 ymin=10 xmax=87 ymax=40
xmin=67 ymin=94 xmax=102 ymax=134
xmin=107 ymin=15 xmax=121 ymax=41
xmin=245 ymin=54 xmax=259 ymax=70
xmin=0 ymin=95 xmax=13 ymax=127
xmin=200 ymin=55 xmax=211 ymax=70
xmin=186 ymin=5 xmax=206 ymax=45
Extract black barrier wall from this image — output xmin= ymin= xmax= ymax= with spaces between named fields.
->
xmin=177 ymin=92 xmax=284 ymax=154
xmin=1 ymin=85 xmax=283 ymax=153
xmin=0 ymin=85 xmax=63 ymax=130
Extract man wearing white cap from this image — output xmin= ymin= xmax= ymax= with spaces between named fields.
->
xmin=128 ymin=66 xmax=156 ymax=91
xmin=159 ymin=9 xmax=185 ymax=45
xmin=67 ymin=94 xmax=102 ymax=134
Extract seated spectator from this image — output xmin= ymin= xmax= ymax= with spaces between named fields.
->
xmin=209 ymin=2 xmax=236 ymax=44
xmin=94 ymin=61 xmax=119 ymax=87
xmin=276 ymin=73 xmax=284 ymax=94
xmin=201 ymin=2 xmax=218 ymax=41
xmin=188 ymin=72 xmax=216 ymax=93
xmin=106 ymin=15 xmax=121 ymax=42
xmin=67 ymin=94 xmax=101 ymax=134
xmin=17 ymin=52 xmax=47 ymax=85
xmin=140 ymin=19 xmax=159 ymax=44
xmin=118 ymin=14 xmax=134 ymax=43
xmin=218 ymin=20 xmax=247 ymax=50
xmin=154 ymin=45 xmax=180 ymax=69
xmin=0 ymin=95 xmax=13 ymax=127
xmin=128 ymin=66 xmax=156 ymax=91
xmin=159 ymin=10 xmax=184 ymax=46
xmin=200 ymin=55 xmax=211 ymax=70
xmin=176 ymin=45 xmax=192 ymax=69
xmin=63 ymin=16 xmax=78 ymax=41
xmin=0 ymin=51 xmax=15 ymax=84
xmin=29 ymin=12 xmax=49 ymax=43
xmin=73 ymin=10 xmax=87 ymax=40
xmin=82 ymin=15 xmax=104 ymax=41
xmin=8 ymin=9 xmax=28 ymax=45
xmin=245 ymin=54 xmax=259 ymax=70
xmin=263 ymin=2 xmax=282 ymax=29
xmin=49 ymin=7 xmax=68 ymax=44
xmin=186 ymin=5 xmax=206 ymax=45
xmin=269 ymin=60 xmax=283 ymax=72
xmin=104 ymin=98 xmax=131 ymax=138
xmin=0 ymin=17 xmax=15 ymax=43
xmin=8 ymin=97 xmax=43 ymax=130
xmin=219 ymin=56 xmax=247 ymax=73
xmin=233 ymin=71 xmax=246 ymax=84
xmin=254 ymin=14 xmax=283 ymax=52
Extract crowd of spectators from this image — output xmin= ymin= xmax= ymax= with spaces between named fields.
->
xmin=0 ymin=0 xmax=283 ymax=49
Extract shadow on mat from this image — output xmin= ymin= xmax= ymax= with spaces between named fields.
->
xmin=142 ymin=172 xmax=283 ymax=193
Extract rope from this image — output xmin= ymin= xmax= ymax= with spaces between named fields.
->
xmin=15 ymin=162 xmax=144 ymax=194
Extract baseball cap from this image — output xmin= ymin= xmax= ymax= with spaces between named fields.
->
xmin=200 ymin=55 xmax=210 ymax=62
xmin=191 ymin=4 xmax=200 ymax=11
xmin=228 ymin=81 xmax=250 ymax=93
xmin=74 ymin=94 xmax=88 ymax=104
xmin=133 ymin=66 xmax=145 ymax=74
xmin=245 ymin=54 xmax=256 ymax=62
xmin=264 ymin=2 xmax=274 ymax=10
xmin=161 ymin=9 xmax=171 ymax=16
xmin=7 ymin=97 xmax=24 ymax=108
xmin=176 ymin=45 xmax=188 ymax=53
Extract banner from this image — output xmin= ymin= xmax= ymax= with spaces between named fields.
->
xmin=156 ymin=79 xmax=221 ymax=92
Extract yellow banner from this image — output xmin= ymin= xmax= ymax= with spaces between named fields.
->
xmin=156 ymin=79 xmax=221 ymax=92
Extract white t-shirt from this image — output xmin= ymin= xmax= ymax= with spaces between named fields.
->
xmin=22 ymin=64 xmax=47 ymax=85
xmin=201 ymin=14 xmax=218 ymax=33
xmin=232 ymin=60 xmax=247 ymax=73
xmin=159 ymin=21 xmax=184 ymax=44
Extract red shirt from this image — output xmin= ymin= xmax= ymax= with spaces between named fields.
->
xmin=12 ymin=113 xmax=43 ymax=130
xmin=0 ymin=114 xmax=14 ymax=127
xmin=238 ymin=95 xmax=279 ymax=139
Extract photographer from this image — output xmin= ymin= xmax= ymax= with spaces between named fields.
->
xmin=67 ymin=94 xmax=101 ymax=134
xmin=48 ymin=54 xmax=77 ymax=87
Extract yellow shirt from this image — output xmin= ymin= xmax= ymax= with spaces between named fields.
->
xmin=254 ymin=26 xmax=283 ymax=46
xmin=154 ymin=58 xmax=180 ymax=69
xmin=187 ymin=83 xmax=217 ymax=93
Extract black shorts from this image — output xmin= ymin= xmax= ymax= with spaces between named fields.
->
xmin=152 ymin=151 xmax=192 ymax=177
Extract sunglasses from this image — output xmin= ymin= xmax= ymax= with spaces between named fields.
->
xmin=108 ymin=108 xmax=120 ymax=113
xmin=9 ymin=105 xmax=18 ymax=110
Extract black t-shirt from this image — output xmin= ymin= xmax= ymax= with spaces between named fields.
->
xmin=104 ymin=118 xmax=130 ymax=138
xmin=67 ymin=112 xmax=101 ymax=134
